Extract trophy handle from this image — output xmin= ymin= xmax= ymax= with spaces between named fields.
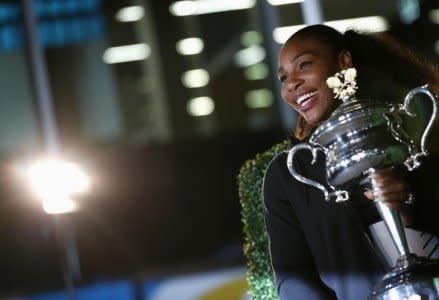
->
xmin=286 ymin=143 xmax=349 ymax=202
xmin=400 ymin=84 xmax=438 ymax=170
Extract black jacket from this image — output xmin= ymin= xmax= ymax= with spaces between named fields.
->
xmin=263 ymin=140 xmax=439 ymax=300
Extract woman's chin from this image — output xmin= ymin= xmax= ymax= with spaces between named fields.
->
xmin=303 ymin=113 xmax=323 ymax=127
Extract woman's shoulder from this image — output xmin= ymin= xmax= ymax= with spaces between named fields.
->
xmin=265 ymin=145 xmax=290 ymax=176
xmin=266 ymin=135 xmax=312 ymax=175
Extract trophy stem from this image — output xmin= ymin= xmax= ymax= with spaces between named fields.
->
xmin=374 ymin=201 xmax=410 ymax=258
xmin=368 ymin=169 xmax=411 ymax=259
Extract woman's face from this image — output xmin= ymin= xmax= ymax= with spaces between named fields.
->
xmin=278 ymin=37 xmax=343 ymax=126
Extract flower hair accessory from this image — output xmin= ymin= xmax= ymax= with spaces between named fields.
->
xmin=326 ymin=67 xmax=358 ymax=102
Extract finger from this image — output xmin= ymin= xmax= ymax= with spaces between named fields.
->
xmin=364 ymin=189 xmax=374 ymax=200
xmin=375 ymin=190 xmax=412 ymax=212
xmin=371 ymin=171 xmax=408 ymax=192
xmin=371 ymin=168 xmax=405 ymax=182
xmin=371 ymin=170 xmax=404 ymax=182
xmin=378 ymin=190 xmax=408 ymax=203
xmin=374 ymin=181 xmax=407 ymax=193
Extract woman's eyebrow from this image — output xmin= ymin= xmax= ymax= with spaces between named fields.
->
xmin=277 ymin=51 xmax=314 ymax=74
xmin=291 ymin=51 xmax=313 ymax=63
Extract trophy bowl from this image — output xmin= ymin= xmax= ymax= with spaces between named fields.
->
xmin=309 ymin=98 xmax=407 ymax=188
xmin=287 ymin=84 xmax=437 ymax=202
xmin=286 ymin=69 xmax=439 ymax=300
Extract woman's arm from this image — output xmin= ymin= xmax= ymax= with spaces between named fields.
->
xmin=263 ymin=157 xmax=337 ymax=300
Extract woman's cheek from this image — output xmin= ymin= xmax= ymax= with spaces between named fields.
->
xmin=280 ymin=90 xmax=289 ymax=104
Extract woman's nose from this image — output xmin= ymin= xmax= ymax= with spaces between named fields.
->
xmin=286 ymin=76 xmax=303 ymax=91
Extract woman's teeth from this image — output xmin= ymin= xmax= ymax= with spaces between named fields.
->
xmin=296 ymin=91 xmax=317 ymax=104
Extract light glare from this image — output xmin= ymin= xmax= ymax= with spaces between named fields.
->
xmin=181 ymin=69 xmax=210 ymax=88
xmin=103 ymin=43 xmax=151 ymax=64
xmin=27 ymin=159 xmax=90 ymax=214
xmin=115 ymin=6 xmax=145 ymax=22
xmin=273 ymin=16 xmax=389 ymax=44
xmin=187 ymin=96 xmax=215 ymax=116
xmin=43 ymin=197 xmax=77 ymax=214
xmin=176 ymin=37 xmax=204 ymax=55
xmin=169 ymin=0 xmax=256 ymax=16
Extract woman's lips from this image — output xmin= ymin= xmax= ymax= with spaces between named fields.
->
xmin=296 ymin=91 xmax=318 ymax=104
xmin=295 ymin=91 xmax=318 ymax=112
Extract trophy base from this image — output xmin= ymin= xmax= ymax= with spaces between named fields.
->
xmin=369 ymin=254 xmax=439 ymax=300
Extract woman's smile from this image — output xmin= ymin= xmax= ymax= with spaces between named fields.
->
xmin=294 ymin=91 xmax=318 ymax=112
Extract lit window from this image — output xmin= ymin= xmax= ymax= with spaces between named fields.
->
xmin=267 ymin=0 xmax=303 ymax=6
xmin=176 ymin=37 xmax=204 ymax=55
xmin=245 ymin=89 xmax=274 ymax=109
xmin=115 ymin=6 xmax=145 ymax=22
xmin=234 ymin=45 xmax=266 ymax=67
xmin=103 ymin=43 xmax=151 ymax=64
xmin=187 ymin=96 xmax=215 ymax=116
xmin=244 ymin=63 xmax=269 ymax=80
xmin=240 ymin=31 xmax=263 ymax=47
xmin=182 ymin=69 xmax=210 ymax=88
xmin=169 ymin=0 xmax=256 ymax=16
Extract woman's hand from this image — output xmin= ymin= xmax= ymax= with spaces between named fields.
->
xmin=364 ymin=167 xmax=414 ymax=225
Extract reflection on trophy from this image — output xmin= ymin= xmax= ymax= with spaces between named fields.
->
xmin=286 ymin=68 xmax=439 ymax=300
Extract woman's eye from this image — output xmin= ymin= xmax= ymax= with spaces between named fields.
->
xmin=299 ymin=61 xmax=311 ymax=70
xmin=279 ymin=75 xmax=287 ymax=83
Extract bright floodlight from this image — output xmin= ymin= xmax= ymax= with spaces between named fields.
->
xmin=27 ymin=159 xmax=90 ymax=214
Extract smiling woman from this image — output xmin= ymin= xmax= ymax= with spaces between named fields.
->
xmin=262 ymin=24 xmax=439 ymax=300
xmin=282 ymin=25 xmax=439 ymax=140
xmin=277 ymin=35 xmax=346 ymax=127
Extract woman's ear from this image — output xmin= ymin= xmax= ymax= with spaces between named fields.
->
xmin=338 ymin=50 xmax=353 ymax=69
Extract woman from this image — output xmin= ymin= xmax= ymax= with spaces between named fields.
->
xmin=263 ymin=24 xmax=439 ymax=300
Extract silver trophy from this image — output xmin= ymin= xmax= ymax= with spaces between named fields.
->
xmin=286 ymin=68 xmax=439 ymax=300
